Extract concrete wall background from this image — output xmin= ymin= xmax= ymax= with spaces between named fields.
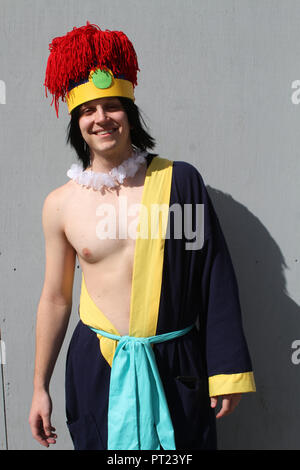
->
xmin=0 ymin=0 xmax=299 ymax=450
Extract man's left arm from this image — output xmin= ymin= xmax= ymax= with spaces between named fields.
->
xmin=198 ymin=177 xmax=256 ymax=416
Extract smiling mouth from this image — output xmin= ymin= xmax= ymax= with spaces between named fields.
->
xmin=93 ymin=128 xmax=117 ymax=137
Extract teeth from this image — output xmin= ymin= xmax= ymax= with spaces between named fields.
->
xmin=97 ymin=129 xmax=115 ymax=135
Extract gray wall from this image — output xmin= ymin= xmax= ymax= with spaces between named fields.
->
xmin=0 ymin=0 xmax=299 ymax=450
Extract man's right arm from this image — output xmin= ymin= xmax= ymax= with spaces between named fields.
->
xmin=29 ymin=188 xmax=76 ymax=447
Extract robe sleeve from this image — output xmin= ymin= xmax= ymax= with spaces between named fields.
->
xmin=198 ymin=173 xmax=256 ymax=397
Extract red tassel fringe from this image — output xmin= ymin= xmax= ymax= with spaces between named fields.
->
xmin=44 ymin=22 xmax=140 ymax=117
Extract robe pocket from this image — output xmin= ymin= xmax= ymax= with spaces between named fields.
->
xmin=175 ymin=375 xmax=200 ymax=390
xmin=67 ymin=412 xmax=104 ymax=450
xmin=174 ymin=376 xmax=210 ymax=415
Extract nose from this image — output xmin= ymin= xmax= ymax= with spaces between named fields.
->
xmin=94 ymin=105 xmax=109 ymax=124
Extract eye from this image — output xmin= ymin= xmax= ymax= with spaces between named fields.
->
xmin=105 ymin=103 xmax=120 ymax=111
xmin=80 ymin=107 xmax=94 ymax=116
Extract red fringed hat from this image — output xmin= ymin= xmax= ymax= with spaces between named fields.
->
xmin=44 ymin=22 xmax=139 ymax=117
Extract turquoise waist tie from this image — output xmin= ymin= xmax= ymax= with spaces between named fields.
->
xmin=89 ymin=324 xmax=194 ymax=450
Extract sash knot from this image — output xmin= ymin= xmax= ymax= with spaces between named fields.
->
xmin=89 ymin=324 xmax=194 ymax=450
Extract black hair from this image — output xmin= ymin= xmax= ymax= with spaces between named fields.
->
xmin=66 ymin=97 xmax=156 ymax=170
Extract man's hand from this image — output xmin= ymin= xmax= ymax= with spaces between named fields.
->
xmin=29 ymin=390 xmax=57 ymax=447
xmin=210 ymin=393 xmax=242 ymax=418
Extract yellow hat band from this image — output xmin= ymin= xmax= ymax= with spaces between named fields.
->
xmin=66 ymin=71 xmax=135 ymax=113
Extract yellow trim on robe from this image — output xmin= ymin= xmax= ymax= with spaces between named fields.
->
xmin=208 ymin=371 xmax=256 ymax=397
xmin=79 ymin=156 xmax=174 ymax=366
xmin=129 ymin=157 xmax=173 ymax=337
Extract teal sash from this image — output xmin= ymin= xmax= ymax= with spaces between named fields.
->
xmin=89 ymin=324 xmax=194 ymax=450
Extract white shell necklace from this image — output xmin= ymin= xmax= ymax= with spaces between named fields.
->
xmin=66 ymin=148 xmax=148 ymax=191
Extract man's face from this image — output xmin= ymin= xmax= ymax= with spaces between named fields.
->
xmin=78 ymin=97 xmax=132 ymax=157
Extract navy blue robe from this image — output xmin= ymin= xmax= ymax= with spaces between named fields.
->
xmin=65 ymin=154 xmax=255 ymax=450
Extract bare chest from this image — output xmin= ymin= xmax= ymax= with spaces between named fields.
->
xmin=63 ymin=181 xmax=145 ymax=264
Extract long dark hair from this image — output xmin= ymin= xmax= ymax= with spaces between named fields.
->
xmin=66 ymin=97 xmax=156 ymax=170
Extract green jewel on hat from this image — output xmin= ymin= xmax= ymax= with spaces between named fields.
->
xmin=91 ymin=68 xmax=113 ymax=89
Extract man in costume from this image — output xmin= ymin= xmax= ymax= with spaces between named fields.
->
xmin=29 ymin=22 xmax=256 ymax=450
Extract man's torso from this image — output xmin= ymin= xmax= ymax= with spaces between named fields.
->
xmin=58 ymin=163 xmax=148 ymax=335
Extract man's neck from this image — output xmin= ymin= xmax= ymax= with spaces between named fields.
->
xmin=88 ymin=146 xmax=133 ymax=173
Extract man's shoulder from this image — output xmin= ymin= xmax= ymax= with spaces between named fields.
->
xmin=42 ymin=180 xmax=74 ymax=218
xmin=44 ymin=180 xmax=71 ymax=200
xmin=153 ymin=155 xmax=205 ymax=179
xmin=169 ymin=158 xmax=206 ymax=187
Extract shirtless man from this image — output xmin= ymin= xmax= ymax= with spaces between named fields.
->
xmin=28 ymin=94 xmax=150 ymax=444
xmin=29 ymin=23 xmax=255 ymax=450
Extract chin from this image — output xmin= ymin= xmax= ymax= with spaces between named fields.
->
xmin=95 ymin=140 xmax=131 ymax=157
xmin=92 ymin=141 xmax=118 ymax=153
